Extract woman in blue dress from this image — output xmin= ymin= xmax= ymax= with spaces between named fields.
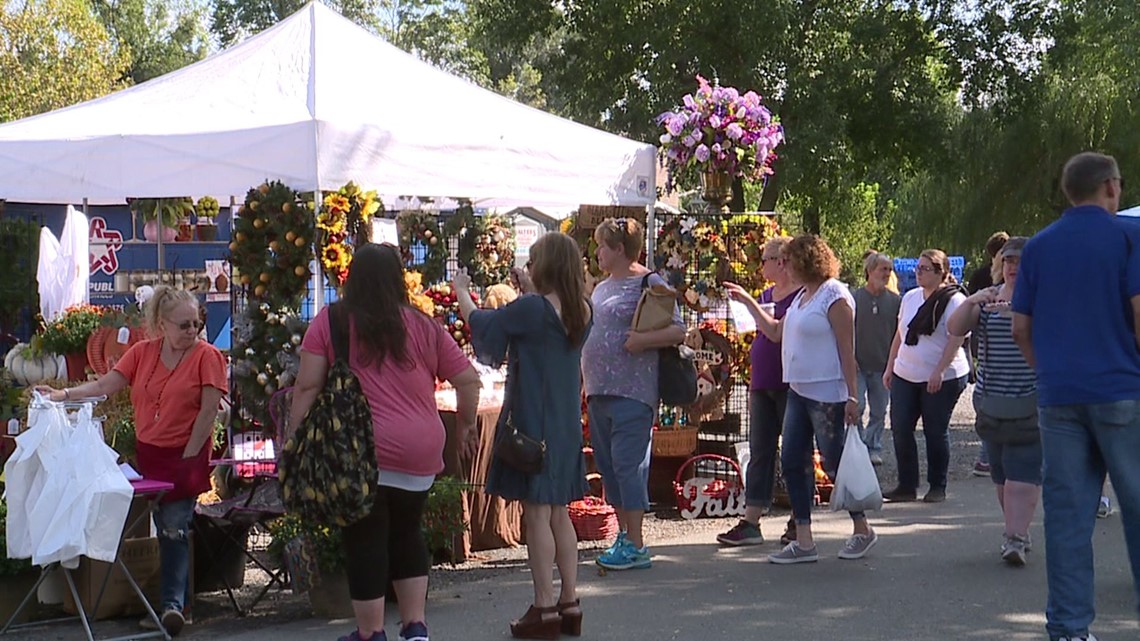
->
xmin=455 ymin=231 xmax=593 ymax=640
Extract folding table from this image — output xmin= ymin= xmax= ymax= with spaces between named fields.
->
xmin=1 ymin=478 xmax=175 ymax=641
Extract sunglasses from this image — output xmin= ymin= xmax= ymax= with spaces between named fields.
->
xmin=171 ymin=320 xmax=204 ymax=331
xmin=914 ymin=265 xmax=941 ymax=274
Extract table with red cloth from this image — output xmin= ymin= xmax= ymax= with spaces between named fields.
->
xmin=440 ymin=402 xmax=523 ymax=560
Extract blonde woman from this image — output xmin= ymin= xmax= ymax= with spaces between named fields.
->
xmin=582 ymin=217 xmax=685 ymax=571
xmin=39 ymin=287 xmax=227 ymax=636
xmin=883 ymin=249 xmax=970 ymax=503
xmin=730 ymin=235 xmax=878 ymax=563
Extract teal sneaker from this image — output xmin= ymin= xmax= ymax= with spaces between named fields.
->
xmin=602 ymin=531 xmax=627 ymax=557
xmin=596 ymin=540 xmax=652 ymax=570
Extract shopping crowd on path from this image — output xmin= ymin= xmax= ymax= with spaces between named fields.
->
xmin=38 ymin=151 xmax=1140 ymax=641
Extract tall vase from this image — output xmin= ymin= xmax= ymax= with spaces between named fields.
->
xmin=700 ymin=171 xmax=733 ymax=214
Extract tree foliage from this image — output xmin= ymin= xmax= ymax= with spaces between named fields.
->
xmin=0 ymin=0 xmax=128 ymax=123
xmin=210 ymin=0 xmax=380 ymax=47
xmin=91 ymin=0 xmax=209 ymax=85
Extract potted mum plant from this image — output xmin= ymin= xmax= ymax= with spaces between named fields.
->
xmin=39 ymin=304 xmax=106 ymax=380
xmin=195 ymin=196 xmax=220 ymax=241
xmin=657 ymin=75 xmax=784 ymax=209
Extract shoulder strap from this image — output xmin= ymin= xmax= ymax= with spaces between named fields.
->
xmin=506 ymin=309 xmax=547 ymax=442
xmin=641 ymin=273 xmax=652 ymax=290
xmin=329 ymin=302 xmax=351 ymax=364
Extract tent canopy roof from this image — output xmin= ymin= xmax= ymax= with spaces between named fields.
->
xmin=0 ymin=2 xmax=655 ymax=212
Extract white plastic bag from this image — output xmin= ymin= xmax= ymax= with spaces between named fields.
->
xmin=4 ymin=395 xmax=70 ymax=560
xmin=830 ymin=425 xmax=883 ymax=512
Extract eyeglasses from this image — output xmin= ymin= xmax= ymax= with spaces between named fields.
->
xmin=761 ymin=256 xmax=781 ymax=264
xmin=172 ymin=320 xmax=204 ymax=332
xmin=914 ymin=265 xmax=940 ymax=274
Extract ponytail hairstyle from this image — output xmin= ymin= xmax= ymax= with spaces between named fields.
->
xmin=143 ymin=285 xmax=199 ymax=336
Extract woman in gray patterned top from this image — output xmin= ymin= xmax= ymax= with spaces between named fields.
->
xmin=581 ymin=217 xmax=686 ymax=571
xmin=947 ymin=236 xmax=1039 ymax=566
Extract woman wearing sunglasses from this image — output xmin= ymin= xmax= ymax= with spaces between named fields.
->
xmin=39 ymin=285 xmax=227 ymax=637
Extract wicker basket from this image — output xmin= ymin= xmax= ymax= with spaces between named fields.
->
xmin=568 ymin=496 xmax=619 ymax=541
xmin=672 ymin=453 xmax=744 ymax=519
xmin=652 ymin=426 xmax=699 ymax=457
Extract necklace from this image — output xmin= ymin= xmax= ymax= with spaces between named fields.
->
xmin=147 ymin=339 xmax=192 ymax=422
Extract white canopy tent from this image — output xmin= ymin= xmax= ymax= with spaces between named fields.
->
xmin=0 ymin=2 xmax=655 ymax=213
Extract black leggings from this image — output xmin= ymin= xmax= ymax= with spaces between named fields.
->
xmin=341 ymin=485 xmax=430 ymax=601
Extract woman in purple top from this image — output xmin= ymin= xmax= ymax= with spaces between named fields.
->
xmin=716 ymin=236 xmax=802 ymax=547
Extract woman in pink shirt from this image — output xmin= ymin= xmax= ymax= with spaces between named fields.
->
xmin=290 ymin=243 xmax=481 ymax=641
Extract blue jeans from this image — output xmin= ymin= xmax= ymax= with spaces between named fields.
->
xmin=154 ymin=498 xmax=194 ymax=613
xmin=588 ymin=395 xmax=654 ymax=511
xmin=745 ymin=388 xmax=788 ymax=508
xmin=780 ymin=390 xmax=863 ymax=525
xmin=856 ymin=369 xmax=888 ymax=454
xmin=889 ymin=374 xmax=968 ymax=490
xmin=1039 ymin=400 xmax=1140 ymax=640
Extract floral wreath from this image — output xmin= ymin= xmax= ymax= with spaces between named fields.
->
xmin=444 ymin=206 xmax=516 ymax=287
xmin=316 ymin=182 xmax=382 ymax=287
xmin=654 ymin=216 xmax=729 ymax=311
xmin=723 ymin=214 xmax=785 ymax=296
xmin=397 ymin=210 xmax=448 ymax=284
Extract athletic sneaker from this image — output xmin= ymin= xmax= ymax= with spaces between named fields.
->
xmin=602 ymin=531 xmax=627 ymax=556
xmin=596 ymin=541 xmax=652 ymax=570
xmin=716 ymin=520 xmax=764 ymax=546
xmin=1001 ymin=534 xmax=1029 ymax=567
xmin=837 ymin=531 xmax=879 ymax=560
xmin=767 ymin=541 xmax=819 ymax=564
xmin=337 ymin=630 xmax=387 ymax=641
xmin=160 ymin=608 xmax=185 ymax=637
xmin=1097 ymin=496 xmax=1114 ymax=518
xmin=1056 ymin=635 xmax=1097 ymax=641
xmin=972 ymin=461 xmax=991 ymax=477
xmin=399 ymin=621 xmax=429 ymax=641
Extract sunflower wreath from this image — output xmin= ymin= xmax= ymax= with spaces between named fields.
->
xmin=722 ymin=214 xmax=785 ymax=297
xmin=316 ymin=182 xmax=382 ymax=287
xmin=396 ymin=210 xmax=448 ymax=284
xmin=654 ymin=216 xmax=729 ymax=311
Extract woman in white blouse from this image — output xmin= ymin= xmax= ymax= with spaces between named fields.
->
xmin=882 ymin=249 xmax=970 ymax=504
xmin=727 ymin=234 xmax=878 ymax=564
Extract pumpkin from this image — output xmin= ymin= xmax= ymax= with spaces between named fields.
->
xmin=3 ymin=344 xmax=65 ymax=385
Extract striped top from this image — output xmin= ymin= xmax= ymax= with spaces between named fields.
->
xmin=976 ymin=310 xmax=1036 ymax=397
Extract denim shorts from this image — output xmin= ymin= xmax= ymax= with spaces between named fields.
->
xmin=587 ymin=395 xmax=654 ymax=511
xmin=985 ymin=438 xmax=1043 ymax=485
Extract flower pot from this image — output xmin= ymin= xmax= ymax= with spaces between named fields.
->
xmin=176 ymin=221 xmax=193 ymax=242
xmin=143 ymin=221 xmax=177 ymax=243
xmin=196 ymin=224 xmax=218 ymax=242
xmin=64 ymin=351 xmax=89 ymax=381
xmin=307 ymin=570 xmax=353 ymax=619
xmin=700 ymin=171 xmax=733 ymax=213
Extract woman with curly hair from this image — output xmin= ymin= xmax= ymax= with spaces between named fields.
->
xmin=728 ymin=235 xmax=878 ymax=564
xmin=882 ymin=249 xmax=970 ymax=504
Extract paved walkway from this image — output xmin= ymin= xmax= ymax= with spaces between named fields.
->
xmin=214 ymin=475 xmax=1137 ymax=641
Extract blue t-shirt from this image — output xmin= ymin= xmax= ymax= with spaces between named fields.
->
xmin=1011 ymin=205 xmax=1140 ymax=405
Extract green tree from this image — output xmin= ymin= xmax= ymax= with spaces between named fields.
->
xmin=0 ymin=0 xmax=128 ymax=122
xmin=210 ymin=0 xmax=380 ymax=47
xmin=91 ymin=0 xmax=209 ymax=85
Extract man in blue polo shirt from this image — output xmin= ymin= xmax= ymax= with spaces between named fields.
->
xmin=1012 ymin=151 xmax=1140 ymax=641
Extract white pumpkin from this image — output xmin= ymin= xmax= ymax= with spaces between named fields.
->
xmin=3 ymin=344 xmax=64 ymax=385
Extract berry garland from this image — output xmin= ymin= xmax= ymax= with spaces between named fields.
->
xmin=228 ymin=180 xmax=314 ymax=433
xmin=316 ymin=182 xmax=382 ymax=287
xmin=396 ymin=210 xmax=448 ymax=284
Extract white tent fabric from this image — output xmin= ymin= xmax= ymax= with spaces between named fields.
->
xmin=0 ymin=2 xmax=655 ymax=212
xmin=1119 ymin=205 xmax=1140 ymax=217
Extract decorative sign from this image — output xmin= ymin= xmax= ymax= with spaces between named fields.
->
xmin=687 ymin=328 xmax=734 ymax=417
xmin=89 ymin=216 xmax=123 ymax=276
xmin=577 ymin=205 xmax=647 ymax=230
xmin=678 ymin=477 xmax=745 ymax=519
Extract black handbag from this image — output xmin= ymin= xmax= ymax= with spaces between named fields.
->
xmin=974 ymin=310 xmax=1039 ymax=446
xmin=493 ymin=346 xmax=546 ymax=474
xmin=640 ymin=275 xmax=698 ymax=406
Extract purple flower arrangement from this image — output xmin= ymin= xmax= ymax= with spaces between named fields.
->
xmin=658 ymin=76 xmax=784 ymax=193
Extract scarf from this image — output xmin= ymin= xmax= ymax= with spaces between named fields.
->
xmin=905 ymin=284 xmax=966 ymax=346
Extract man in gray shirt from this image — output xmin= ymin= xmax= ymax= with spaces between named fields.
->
xmin=853 ymin=251 xmax=902 ymax=464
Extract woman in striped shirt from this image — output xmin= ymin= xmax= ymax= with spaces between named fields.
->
xmin=948 ymin=236 xmax=1040 ymax=566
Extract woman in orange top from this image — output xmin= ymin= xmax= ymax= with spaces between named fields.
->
xmin=39 ymin=286 xmax=227 ymax=637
